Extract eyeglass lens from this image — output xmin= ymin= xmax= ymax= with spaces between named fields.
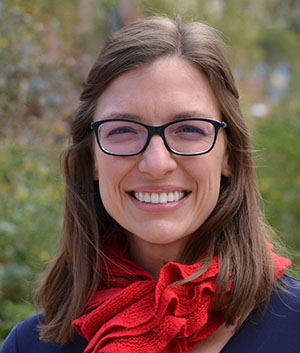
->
xmin=97 ymin=120 xmax=217 ymax=155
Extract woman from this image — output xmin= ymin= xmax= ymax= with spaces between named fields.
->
xmin=1 ymin=16 xmax=300 ymax=353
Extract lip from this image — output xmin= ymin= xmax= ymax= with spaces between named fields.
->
xmin=128 ymin=184 xmax=189 ymax=193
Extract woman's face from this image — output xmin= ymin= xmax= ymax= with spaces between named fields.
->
xmin=93 ymin=57 xmax=231 ymax=253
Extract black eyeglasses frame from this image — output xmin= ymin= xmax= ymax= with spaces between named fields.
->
xmin=90 ymin=117 xmax=228 ymax=157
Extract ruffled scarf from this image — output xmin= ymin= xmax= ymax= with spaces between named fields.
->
xmin=73 ymin=246 xmax=291 ymax=353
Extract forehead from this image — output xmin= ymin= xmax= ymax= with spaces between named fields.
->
xmin=94 ymin=56 xmax=220 ymax=123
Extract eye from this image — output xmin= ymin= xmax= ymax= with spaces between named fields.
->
xmin=174 ymin=124 xmax=208 ymax=137
xmin=107 ymin=126 xmax=138 ymax=137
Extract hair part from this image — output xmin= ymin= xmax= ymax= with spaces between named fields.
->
xmin=37 ymin=16 xmax=276 ymax=343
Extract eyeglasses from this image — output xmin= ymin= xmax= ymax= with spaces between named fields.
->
xmin=90 ymin=118 xmax=227 ymax=157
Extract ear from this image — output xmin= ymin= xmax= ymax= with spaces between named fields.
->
xmin=221 ymin=152 xmax=232 ymax=178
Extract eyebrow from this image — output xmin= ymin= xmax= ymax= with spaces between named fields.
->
xmin=99 ymin=112 xmax=142 ymax=121
xmin=98 ymin=110 xmax=217 ymax=122
xmin=173 ymin=111 xmax=217 ymax=120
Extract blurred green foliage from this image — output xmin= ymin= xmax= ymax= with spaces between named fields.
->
xmin=0 ymin=142 xmax=64 ymax=343
xmin=0 ymin=0 xmax=299 ymax=345
xmin=254 ymin=102 xmax=300 ymax=250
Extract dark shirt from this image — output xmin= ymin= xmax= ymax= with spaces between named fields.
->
xmin=1 ymin=275 xmax=300 ymax=353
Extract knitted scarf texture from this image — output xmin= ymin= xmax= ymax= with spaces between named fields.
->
xmin=73 ymin=246 xmax=291 ymax=353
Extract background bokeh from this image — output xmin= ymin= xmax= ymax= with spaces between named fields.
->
xmin=1 ymin=0 xmax=299 ymax=344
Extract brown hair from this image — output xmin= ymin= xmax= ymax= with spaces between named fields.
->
xmin=37 ymin=16 xmax=276 ymax=344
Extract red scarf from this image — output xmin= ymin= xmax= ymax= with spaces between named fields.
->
xmin=73 ymin=246 xmax=291 ymax=353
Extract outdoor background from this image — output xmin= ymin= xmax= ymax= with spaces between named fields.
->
xmin=0 ymin=0 xmax=299 ymax=345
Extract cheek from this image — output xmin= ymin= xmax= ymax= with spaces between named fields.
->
xmin=96 ymin=157 xmax=121 ymax=217
xmin=183 ymin=156 xmax=224 ymax=209
xmin=95 ymin=154 xmax=132 ymax=207
xmin=96 ymin=155 xmax=118 ymax=191
xmin=184 ymin=156 xmax=223 ymax=182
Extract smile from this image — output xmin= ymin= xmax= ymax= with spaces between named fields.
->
xmin=133 ymin=191 xmax=187 ymax=204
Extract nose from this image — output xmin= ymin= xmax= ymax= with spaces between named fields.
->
xmin=138 ymin=135 xmax=177 ymax=178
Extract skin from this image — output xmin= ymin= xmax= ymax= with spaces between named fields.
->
xmin=93 ymin=56 xmax=231 ymax=279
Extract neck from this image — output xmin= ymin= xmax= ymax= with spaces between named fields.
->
xmin=128 ymin=235 xmax=186 ymax=280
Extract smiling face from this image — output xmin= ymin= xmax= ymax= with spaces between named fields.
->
xmin=93 ymin=56 xmax=231 ymax=259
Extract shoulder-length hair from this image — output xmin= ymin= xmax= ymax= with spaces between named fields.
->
xmin=37 ymin=16 xmax=276 ymax=344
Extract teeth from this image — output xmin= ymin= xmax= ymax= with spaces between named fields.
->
xmin=138 ymin=192 xmax=144 ymax=202
xmin=159 ymin=193 xmax=168 ymax=203
xmin=151 ymin=193 xmax=159 ymax=203
xmin=167 ymin=192 xmax=174 ymax=202
xmin=144 ymin=193 xmax=151 ymax=202
xmin=134 ymin=191 xmax=186 ymax=204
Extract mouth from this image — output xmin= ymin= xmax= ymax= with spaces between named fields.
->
xmin=131 ymin=190 xmax=189 ymax=204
